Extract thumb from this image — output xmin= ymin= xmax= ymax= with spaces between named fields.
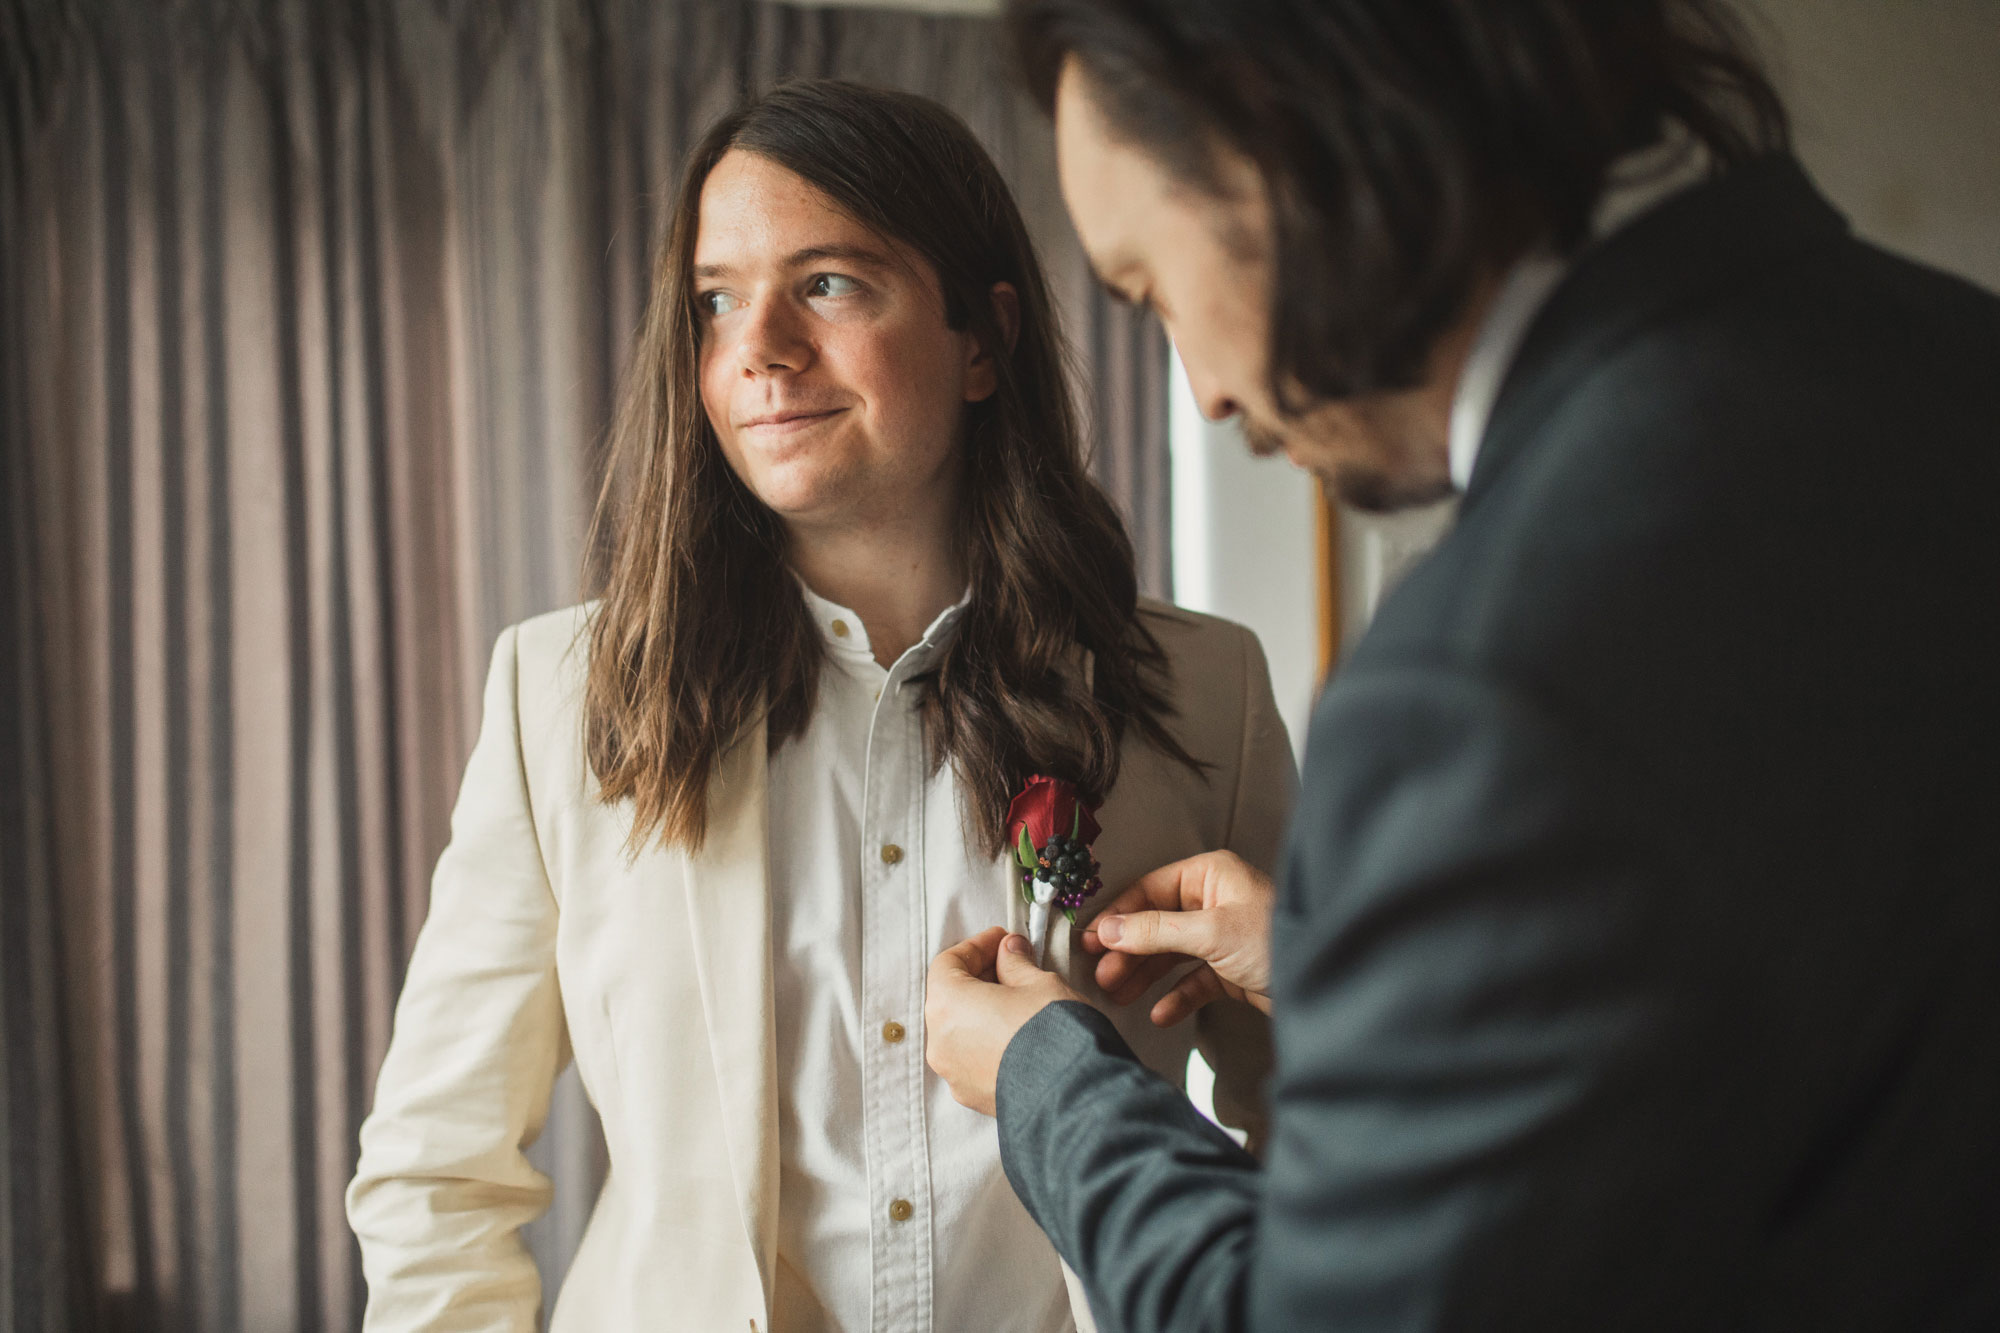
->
xmin=994 ymin=933 xmax=1044 ymax=986
xmin=1099 ymin=909 xmax=1208 ymax=960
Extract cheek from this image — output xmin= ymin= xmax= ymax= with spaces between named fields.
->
xmin=696 ymin=344 xmax=756 ymax=483
xmin=836 ymin=323 xmax=968 ymax=440
xmin=1201 ymin=292 xmax=1268 ymax=382
xmin=1174 ymin=228 xmax=1276 ymax=394
xmin=698 ymin=342 xmax=731 ymax=426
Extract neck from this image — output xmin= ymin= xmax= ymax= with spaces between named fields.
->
xmin=787 ymin=488 xmax=966 ymax=668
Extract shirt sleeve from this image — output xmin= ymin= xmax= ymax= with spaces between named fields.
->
xmin=346 ymin=625 xmax=571 ymax=1332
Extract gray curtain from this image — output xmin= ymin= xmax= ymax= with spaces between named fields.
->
xmin=0 ymin=1 xmax=1171 ymax=1329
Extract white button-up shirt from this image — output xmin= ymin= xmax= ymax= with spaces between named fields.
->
xmin=765 ymin=582 xmax=1076 ymax=1333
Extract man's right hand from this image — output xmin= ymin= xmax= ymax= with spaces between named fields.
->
xmin=1081 ymin=850 xmax=1275 ymax=1025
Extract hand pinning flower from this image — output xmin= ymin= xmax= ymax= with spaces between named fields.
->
xmin=1006 ymin=775 xmax=1104 ymax=964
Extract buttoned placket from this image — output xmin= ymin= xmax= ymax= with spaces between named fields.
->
xmin=851 ymin=626 xmax=942 ymax=1333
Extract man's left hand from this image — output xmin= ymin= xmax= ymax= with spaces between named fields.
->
xmin=926 ymin=927 xmax=1084 ymax=1117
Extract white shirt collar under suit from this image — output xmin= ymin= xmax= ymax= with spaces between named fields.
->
xmin=1449 ymin=133 xmax=1716 ymax=491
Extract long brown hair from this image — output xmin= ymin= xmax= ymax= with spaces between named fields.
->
xmin=1008 ymin=0 xmax=1789 ymax=405
xmin=585 ymin=79 xmax=1199 ymax=855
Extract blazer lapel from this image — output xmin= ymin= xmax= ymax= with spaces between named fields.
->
xmin=1026 ymin=848 xmax=1110 ymax=983
xmin=1004 ymin=822 xmax=1091 ymax=976
xmin=681 ymin=715 xmax=778 ymax=1321
xmin=1043 ymin=870 xmax=1112 ymax=986
xmin=1028 ymin=642 xmax=1099 ymax=979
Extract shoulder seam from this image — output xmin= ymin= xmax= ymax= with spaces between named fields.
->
xmin=1137 ymin=598 xmax=1206 ymax=627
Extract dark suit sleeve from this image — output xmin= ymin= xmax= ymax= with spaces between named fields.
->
xmin=1000 ymin=661 xmax=1720 ymax=1332
xmin=1000 ymin=1001 xmax=1261 ymax=1329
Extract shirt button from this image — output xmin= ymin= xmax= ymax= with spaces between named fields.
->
xmin=880 ymin=843 xmax=903 ymax=865
xmin=882 ymin=1020 xmax=906 ymax=1044
xmin=888 ymin=1198 xmax=914 ymax=1223
xmin=831 ymin=619 xmax=850 ymax=638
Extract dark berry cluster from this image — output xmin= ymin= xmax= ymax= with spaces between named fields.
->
xmin=1036 ymin=832 xmax=1102 ymax=910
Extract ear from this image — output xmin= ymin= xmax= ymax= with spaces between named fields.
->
xmin=963 ymin=282 xmax=1021 ymax=404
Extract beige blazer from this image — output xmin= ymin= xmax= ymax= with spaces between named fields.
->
xmin=348 ymin=598 xmax=1296 ymax=1332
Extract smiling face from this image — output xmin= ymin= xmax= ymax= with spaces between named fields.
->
xmin=693 ymin=150 xmax=999 ymax=538
xmin=1052 ymin=60 xmax=1460 ymax=511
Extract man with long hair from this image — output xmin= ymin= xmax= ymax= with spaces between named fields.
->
xmin=347 ymin=80 xmax=1292 ymax=1332
xmin=926 ymin=1 xmax=2000 ymax=1328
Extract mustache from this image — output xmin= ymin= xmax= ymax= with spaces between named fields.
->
xmin=1241 ymin=419 xmax=1288 ymax=458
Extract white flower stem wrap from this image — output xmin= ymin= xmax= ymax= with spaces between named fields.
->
xmin=1027 ymin=875 xmax=1059 ymax=966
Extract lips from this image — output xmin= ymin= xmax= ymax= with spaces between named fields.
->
xmin=739 ymin=407 xmax=844 ymax=431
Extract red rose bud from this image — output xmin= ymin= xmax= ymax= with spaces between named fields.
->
xmin=1006 ymin=775 xmax=1102 ymax=856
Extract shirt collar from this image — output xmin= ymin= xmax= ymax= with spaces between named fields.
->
xmin=1448 ymin=130 xmax=1715 ymax=492
xmin=795 ymin=577 xmax=971 ymax=676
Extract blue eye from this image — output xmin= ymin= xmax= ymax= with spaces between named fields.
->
xmin=700 ymin=290 xmax=741 ymax=316
xmin=809 ymin=274 xmax=860 ymax=298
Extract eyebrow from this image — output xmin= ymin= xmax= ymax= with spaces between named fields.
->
xmin=693 ymin=243 xmax=898 ymax=281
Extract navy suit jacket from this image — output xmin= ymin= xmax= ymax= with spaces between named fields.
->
xmin=996 ymin=158 xmax=2000 ymax=1331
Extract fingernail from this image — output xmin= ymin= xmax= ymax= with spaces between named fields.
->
xmin=1004 ymin=934 xmax=1031 ymax=955
xmin=1096 ymin=917 xmax=1122 ymax=944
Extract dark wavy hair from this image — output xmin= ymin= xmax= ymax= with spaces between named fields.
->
xmin=1007 ymin=0 xmax=1790 ymax=408
xmin=585 ymin=79 xmax=1199 ymax=855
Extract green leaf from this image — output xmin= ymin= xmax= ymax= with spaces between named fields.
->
xmin=1015 ymin=826 xmax=1037 ymax=869
xmin=1063 ymin=906 xmax=1078 ymax=925
xmin=1019 ymin=875 xmax=1035 ymax=905
xmin=1069 ymin=804 xmax=1082 ymax=839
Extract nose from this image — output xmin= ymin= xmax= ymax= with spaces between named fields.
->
xmin=734 ymin=295 xmax=812 ymax=377
xmin=1187 ymin=368 xmax=1240 ymax=423
xmin=1170 ymin=335 xmax=1240 ymax=422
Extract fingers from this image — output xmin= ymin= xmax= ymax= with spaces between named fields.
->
xmin=1091 ymin=908 xmax=1209 ymax=961
xmin=1095 ymin=950 xmax=1182 ymax=1006
xmin=1081 ymin=881 xmax=1174 ymax=938
xmin=1150 ymin=964 xmax=1226 ymax=1028
xmin=1100 ymin=856 xmax=1212 ymax=921
xmin=1082 ymin=850 xmax=1265 ymax=961
xmin=993 ymin=932 xmax=1045 ymax=987
xmin=930 ymin=926 xmax=1008 ymax=988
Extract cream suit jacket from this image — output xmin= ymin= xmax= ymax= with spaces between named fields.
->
xmin=347 ymin=598 xmax=1296 ymax=1332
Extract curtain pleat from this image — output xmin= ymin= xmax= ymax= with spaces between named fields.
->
xmin=0 ymin=2 xmax=1171 ymax=1328
xmin=2 ymin=12 xmax=102 ymax=1323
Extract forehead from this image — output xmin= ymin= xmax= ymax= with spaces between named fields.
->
xmin=1052 ymin=60 xmax=1268 ymax=277
xmin=694 ymin=149 xmax=881 ymax=266
xmin=1051 ymin=63 xmax=1157 ymax=275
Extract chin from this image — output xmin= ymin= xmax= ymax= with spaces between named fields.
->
xmin=1330 ymin=462 xmax=1458 ymax=515
xmin=753 ymin=488 xmax=842 ymax=526
xmin=742 ymin=459 xmax=853 ymax=518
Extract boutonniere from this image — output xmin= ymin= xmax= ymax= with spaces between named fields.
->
xmin=1007 ymin=775 xmax=1103 ymax=964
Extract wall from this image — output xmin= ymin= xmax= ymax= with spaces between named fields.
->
xmin=1168 ymin=357 xmax=1321 ymax=761
xmin=1751 ymin=0 xmax=2000 ymax=294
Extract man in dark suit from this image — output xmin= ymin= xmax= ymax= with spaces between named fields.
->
xmin=924 ymin=1 xmax=2000 ymax=1328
